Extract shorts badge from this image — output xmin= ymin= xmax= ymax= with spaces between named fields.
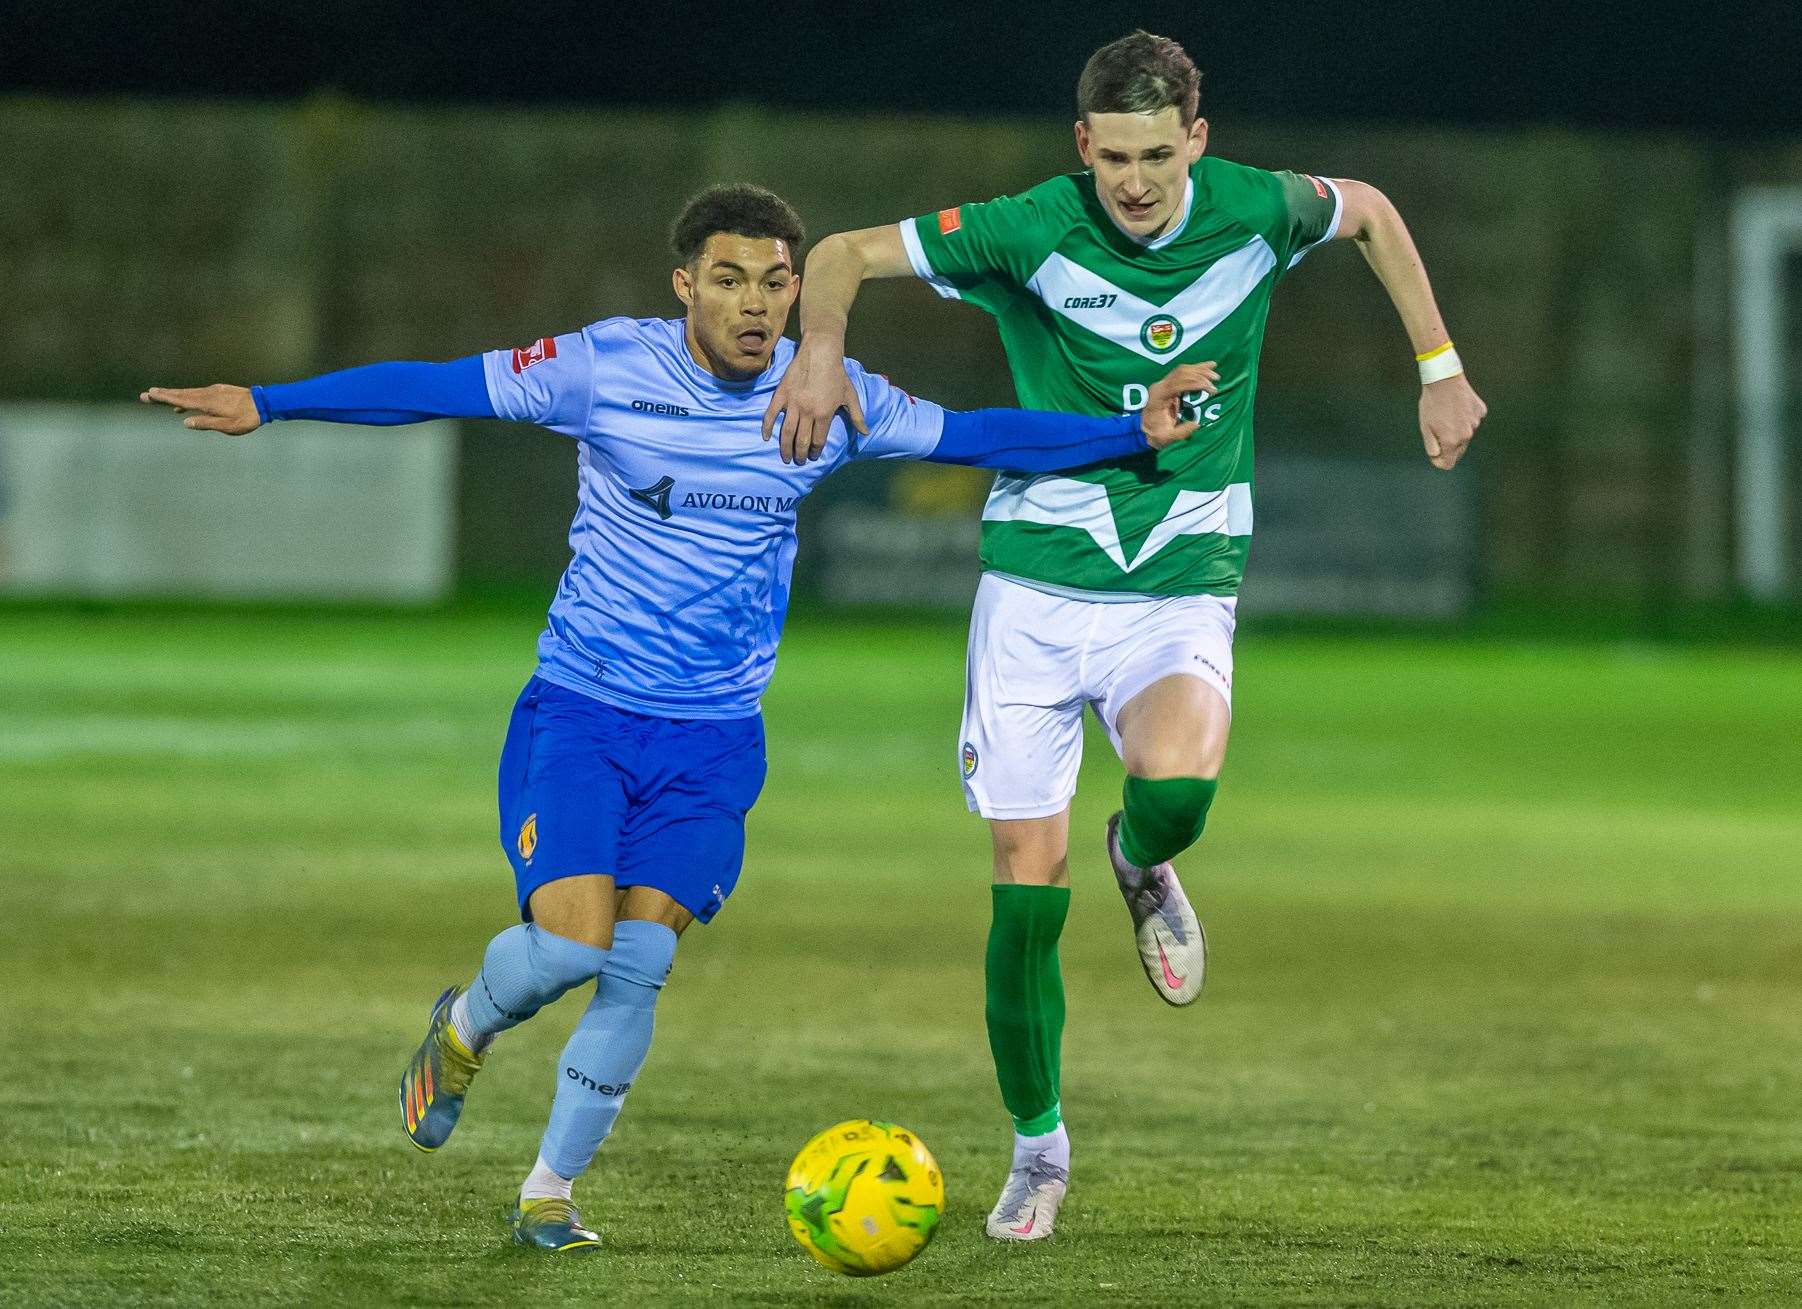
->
xmin=961 ymin=741 xmax=979 ymax=779
xmin=517 ymin=812 xmax=538 ymax=864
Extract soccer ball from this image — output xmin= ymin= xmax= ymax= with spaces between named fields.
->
xmin=783 ymin=1119 xmax=944 ymax=1276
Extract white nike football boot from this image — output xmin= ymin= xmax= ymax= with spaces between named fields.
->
xmin=984 ymin=1149 xmax=1068 ymax=1241
xmin=1106 ymin=811 xmax=1207 ymax=1005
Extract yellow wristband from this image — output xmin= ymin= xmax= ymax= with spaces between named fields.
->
xmin=1416 ymin=341 xmax=1463 ymax=384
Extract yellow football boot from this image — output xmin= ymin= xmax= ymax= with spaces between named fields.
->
xmin=399 ymin=985 xmax=486 ymax=1151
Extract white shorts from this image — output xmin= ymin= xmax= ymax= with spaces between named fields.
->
xmin=959 ymin=573 xmax=1237 ymax=820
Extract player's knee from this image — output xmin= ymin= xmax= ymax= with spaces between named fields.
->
xmin=1120 ymin=774 xmax=1218 ymax=864
xmin=601 ymin=920 xmax=679 ymax=991
xmin=519 ymin=922 xmax=612 ymax=989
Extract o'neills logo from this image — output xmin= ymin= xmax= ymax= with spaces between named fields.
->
xmin=566 ymin=1067 xmax=632 ymax=1096
xmin=1140 ymin=315 xmax=1183 ymax=354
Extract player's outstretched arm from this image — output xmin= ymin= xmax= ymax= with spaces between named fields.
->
xmin=920 ymin=362 xmax=1219 ymax=472
xmin=764 ymin=224 xmax=915 ymax=465
xmin=1331 ymin=180 xmax=1487 ymax=471
xmin=140 ymin=357 xmax=498 ymax=434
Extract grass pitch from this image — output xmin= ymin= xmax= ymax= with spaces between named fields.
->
xmin=1 ymin=603 xmax=1799 ymax=1306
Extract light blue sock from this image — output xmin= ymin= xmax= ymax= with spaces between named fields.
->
xmin=537 ymin=920 xmax=677 ymax=1180
xmin=461 ymin=923 xmax=609 ymax=1042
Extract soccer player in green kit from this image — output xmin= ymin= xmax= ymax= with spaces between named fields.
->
xmin=765 ymin=31 xmax=1488 ymax=1240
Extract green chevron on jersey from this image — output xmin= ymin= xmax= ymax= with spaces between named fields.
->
xmin=906 ymin=156 xmax=1339 ymax=596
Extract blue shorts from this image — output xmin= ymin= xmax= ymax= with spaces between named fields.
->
xmin=497 ymin=676 xmax=768 ymax=924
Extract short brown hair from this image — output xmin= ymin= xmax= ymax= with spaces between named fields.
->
xmin=1077 ymin=31 xmax=1201 ymax=125
xmin=670 ymin=184 xmax=805 ymax=265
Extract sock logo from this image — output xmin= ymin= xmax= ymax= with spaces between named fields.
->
xmin=565 ymin=1067 xmax=631 ymax=1096
xmin=517 ymin=812 xmax=538 ymax=863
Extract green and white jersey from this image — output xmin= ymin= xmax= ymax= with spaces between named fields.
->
xmin=904 ymin=156 xmax=1341 ymax=596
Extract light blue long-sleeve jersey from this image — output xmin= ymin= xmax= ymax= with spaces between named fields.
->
xmin=478 ymin=318 xmax=1009 ymax=718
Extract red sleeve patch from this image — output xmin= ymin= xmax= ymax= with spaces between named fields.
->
xmin=1305 ymin=174 xmax=1330 ymax=200
xmin=936 ymin=207 xmax=962 ymax=235
xmin=510 ymin=337 xmax=558 ymax=374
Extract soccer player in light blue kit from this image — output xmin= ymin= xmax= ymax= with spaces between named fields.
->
xmin=141 ymin=185 xmax=1215 ymax=1253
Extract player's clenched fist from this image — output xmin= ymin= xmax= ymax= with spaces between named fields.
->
xmin=1418 ymin=373 xmax=1485 ymax=471
xmin=1139 ymin=361 xmax=1221 ymax=450
xmin=139 ymin=383 xmax=262 ymax=435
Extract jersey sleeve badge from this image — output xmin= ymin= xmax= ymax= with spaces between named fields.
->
xmin=510 ymin=337 xmax=559 ymax=373
xmin=936 ymin=207 xmax=962 ymax=235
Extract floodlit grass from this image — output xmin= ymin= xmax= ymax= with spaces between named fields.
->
xmin=2 ymin=605 xmax=1799 ymax=1305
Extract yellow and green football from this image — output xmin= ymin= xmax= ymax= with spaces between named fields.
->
xmin=783 ymin=1119 xmax=944 ymax=1276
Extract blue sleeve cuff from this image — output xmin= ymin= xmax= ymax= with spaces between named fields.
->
xmin=250 ymin=386 xmax=271 ymax=425
xmin=927 ymin=408 xmax=1147 ymax=472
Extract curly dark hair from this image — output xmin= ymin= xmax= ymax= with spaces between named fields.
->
xmin=669 ymin=183 xmax=806 ymax=265
xmin=1077 ymin=31 xmax=1201 ymax=125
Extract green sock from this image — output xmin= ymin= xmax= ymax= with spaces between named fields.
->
xmin=985 ymin=884 xmax=1070 ymax=1136
xmin=1118 ymin=775 xmax=1218 ymax=868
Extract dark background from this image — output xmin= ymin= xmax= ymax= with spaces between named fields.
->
xmin=4 ymin=0 xmax=1801 ymax=136
xmin=5 ymin=0 xmax=1800 ymax=614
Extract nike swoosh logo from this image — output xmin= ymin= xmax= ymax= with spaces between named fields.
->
xmin=1158 ymin=942 xmax=1186 ymax=991
xmin=1011 ymin=1215 xmax=1037 ymax=1235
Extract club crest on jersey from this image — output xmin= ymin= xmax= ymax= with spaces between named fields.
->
xmin=510 ymin=337 xmax=557 ymax=373
xmin=961 ymin=741 xmax=979 ymax=779
xmin=1139 ymin=315 xmax=1183 ymax=354
xmin=517 ymin=812 xmax=538 ymax=863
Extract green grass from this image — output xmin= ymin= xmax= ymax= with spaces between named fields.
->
xmin=2 ymin=604 xmax=1800 ymax=1306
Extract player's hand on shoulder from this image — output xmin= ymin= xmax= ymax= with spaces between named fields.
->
xmin=763 ymin=337 xmax=867 ymax=466
xmin=139 ymin=383 xmax=262 ymax=436
xmin=1140 ymin=361 xmax=1220 ymax=450
xmin=1419 ymin=373 xmax=1486 ymax=471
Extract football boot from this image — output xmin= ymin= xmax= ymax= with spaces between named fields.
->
xmin=511 ymin=1197 xmax=602 ymax=1254
xmin=984 ymin=1151 xmax=1068 ymax=1241
xmin=399 ymin=984 xmax=486 ymax=1151
xmin=1106 ymin=811 xmax=1207 ymax=1005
